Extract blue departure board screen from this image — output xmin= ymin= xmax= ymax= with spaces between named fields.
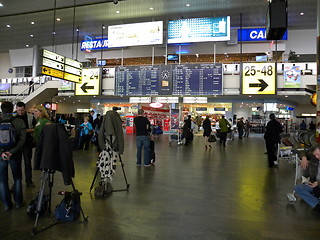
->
xmin=172 ymin=64 xmax=223 ymax=95
xmin=115 ymin=66 xmax=160 ymax=96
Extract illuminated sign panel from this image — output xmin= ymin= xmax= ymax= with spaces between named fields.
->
xmin=168 ymin=17 xmax=230 ymax=44
xmin=238 ymin=28 xmax=288 ymax=42
xmin=108 ymin=21 xmax=163 ymax=48
xmin=242 ymin=63 xmax=276 ymax=95
xmin=80 ymin=38 xmax=109 ymax=51
xmin=75 ymin=68 xmax=100 ymax=95
xmin=41 ymin=49 xmax=82 ymax=83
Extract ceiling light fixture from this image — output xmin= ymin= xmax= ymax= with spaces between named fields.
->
xmin=56 ymin=18 xmax=61 ymax=21
xmin=31 ymin=21 xmax=35 ymax=25
xmin=113 ymin=0 xmax=118 ymax=4
xmin=186 ymin=4 xmax=190 ymax=7
xmin=26 ymin=45 xmax=29 ymax=47
xmin=116 ymin=10 xmax=120 ymax=14
xmin=0 ymin=3 xmax=3 ymax=7
xmin=300 ymin=12 xmax=304 ymax=16
xmin=6 ymin=24 xmax=10 ymax=28
xmin=149 ymin=7 xmax=154 ymax=10
xmin=30 ymin=34 xmax=34 ymax=37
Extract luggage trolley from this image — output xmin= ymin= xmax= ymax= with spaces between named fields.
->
xmin=168 ymin=128 xmax=183 ymax=145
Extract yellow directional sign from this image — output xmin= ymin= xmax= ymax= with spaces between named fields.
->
xmin=75 ymin=68 xmax=100 ymax=95
xmin=42 ymin=66 xmax=64 ymax=79
xmin=242 ymin=63 xmax=276 ymax=95
xmin=64 ymin=73 xmax=82 ymax=83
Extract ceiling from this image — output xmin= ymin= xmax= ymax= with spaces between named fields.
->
xmin=0 ymin=0 xmax=317 ymax=53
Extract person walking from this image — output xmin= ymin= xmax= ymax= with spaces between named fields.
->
xmin=219 ymin=116 xmax=231 ymax=148
xmin=244 ymin=119 xmax=250 ymax=137
xmin=264 ymin=113 xmax=283 ymax=168
xmin=133 ymin=109 xmax=151 ymax=167
xmin=182 ymin=115 xmax=192 ymax=146
xmin=0 ymin=102 xmax=26 ymax=210
xmin=15 ymin=102 xmax=37 ymax=188
xmin=237 ymin=117 xmax=245 ymax=139
xmin=202 ymin=116 xmax=212 ymax=149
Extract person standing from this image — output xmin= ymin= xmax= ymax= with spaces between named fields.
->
xmin=264 ymin=113 xmax=283 ymax=168
xmin=219 ymin=116 xmax=231 ymax=148
xmin=33 ymin=105 xmax=51 ymax=144
xmin=0 ymin=102 xmax=26 ymax=210
xmin=15 ymin=102 xmax=37 ymax=188
xmin=133 ymin=109 xmax=151 ymax=167
xmin=300 ymin=120 xmax=307 ymax=130
xmin=244 ymin=119 xmax=250 ymax=137
xmin=202 ymin=116 xmax=212 ymax=149
xmin=79 ymin=117 xmax=93 ymax=150
xmin=28 ymin=79 xmax=34 ymax=95
xmin=309 ymin=121 xmax=316 ymax=130
xmin=237 ymin=117 xmax=245 ymax=139
xmin=182 ymin=115 xmax=192 ymax=145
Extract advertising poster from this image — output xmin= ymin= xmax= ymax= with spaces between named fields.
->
xmin=0 ymin=84 xmax=11 ymax=94
xmin=108 ymin=21 xmax=163 ymax=48
xmin=59 ymin=80 xmax=73 ymax=91
xmin=170 ymin=109 xmax=180 ymax=130
xmin=284 ymin=66 xmax=301 ymax=88
xmin=168 ymin=17 xmax=230 ymax=44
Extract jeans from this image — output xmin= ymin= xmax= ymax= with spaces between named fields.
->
xmin=294 ymin=183 xmax=320 ymax=208
xmin=238 ymin=128 xmax=243 ymax=139
xmin=0 ymin=153 xmax=23 ymax=208
xmin=136 ymin=135 xmax=150 ymax=166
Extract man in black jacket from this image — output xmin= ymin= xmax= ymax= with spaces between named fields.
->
xmin=264 ymin=113 xmax=283 ymax=168
xmin=0 ymin=102 xmax=26 ymax=210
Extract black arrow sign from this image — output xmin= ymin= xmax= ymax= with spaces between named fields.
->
xmin=81 ymin=82 xmax=94 ymax=93
xmin=249 ymin=79 xmax=268 ymax=92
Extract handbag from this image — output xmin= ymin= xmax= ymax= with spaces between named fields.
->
xmin=208 ymin=134 xmax=216 ymax=142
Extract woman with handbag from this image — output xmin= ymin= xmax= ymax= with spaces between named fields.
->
xmin=202 ymin=116 xmax=212 ymax=149
xmin=79 ymin=117 xmax=93 ymax=150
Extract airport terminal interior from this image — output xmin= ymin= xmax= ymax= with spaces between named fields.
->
xmin=1 ymin=0 xmax=320 ymax=239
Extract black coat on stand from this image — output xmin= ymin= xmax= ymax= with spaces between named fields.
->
xmin=34 ymin=123 xmax=75 ymax=185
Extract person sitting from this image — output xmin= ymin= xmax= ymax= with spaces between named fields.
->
xmin=294 ymin=144 xmax=320 ymax=213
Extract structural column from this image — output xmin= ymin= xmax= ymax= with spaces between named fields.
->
xmin=317 ymin=0 xmax=320 ymax=142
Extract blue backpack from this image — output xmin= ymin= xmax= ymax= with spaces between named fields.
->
xmin=0 ymin=118 xmax=16 ymax=149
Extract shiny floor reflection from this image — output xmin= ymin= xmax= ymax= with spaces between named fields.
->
xmin=1 ymin=134 xmax=320 ymax=240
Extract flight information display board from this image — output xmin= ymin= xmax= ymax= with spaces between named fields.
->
xmin=115 ymin=66 xmax=160 ymax=96
xmin=172 ymin=63 xmax=223 ymax=95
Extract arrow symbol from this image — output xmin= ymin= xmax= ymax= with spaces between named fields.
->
xmin=249 ymin=79 xmax=268 ymax=92
xmin=81 ymin=82 xmax=94 ymax=93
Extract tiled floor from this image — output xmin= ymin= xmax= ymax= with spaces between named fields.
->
xmin=1 ymin=133 xmax=320 ymax=240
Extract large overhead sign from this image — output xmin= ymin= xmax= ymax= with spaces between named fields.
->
xmin=108 ymin=21 xmax=163 ymax=48
xmin=242 ymin=63 xmax=276 ymax=95
xmin=75 ymin=68 xmax=100 ymax=95
xmin=168 ymin=17 xmax=230 ymax=44
xmin=238 ymin=28 xmax=288 ymax=42
xmin=41 ymin=49 xmax=82 ymax=83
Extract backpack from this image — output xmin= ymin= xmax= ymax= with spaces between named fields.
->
xmin=27 ymin=192 xmax=50 ymax=218
xmin=55 ymin=190 xmax=81 ymax=222
xmin=0 ymin=117 xmax=16 ymax=149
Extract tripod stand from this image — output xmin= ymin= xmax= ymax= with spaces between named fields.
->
xmin=31 ymin=170 xmax=88 ymax=235
xmin=90 ymin=135 xmax=130 ymax=194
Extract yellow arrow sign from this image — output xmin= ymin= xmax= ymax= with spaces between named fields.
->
xmin=42 ymin=66 xmax=64 ymax=79
xmin=64 ymin=73 xmax=82 ymax=83
xmin=242 ymin=63 xmax=276 ymax=95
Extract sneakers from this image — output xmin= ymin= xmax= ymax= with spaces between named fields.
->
xmin=144 ymin=164 xmax=151 ymax=167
